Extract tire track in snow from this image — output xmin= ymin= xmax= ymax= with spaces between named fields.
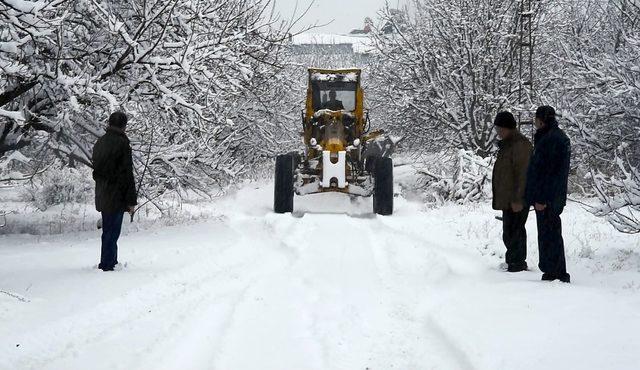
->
xmin=374 ymin=216 xmax=488 ymax=276
xmin=257 ymin=207 xmax=470 ymax=370
xmin=3 ymin=221 xmax=291 ymax=370
xmin=423 ymin=315 xmax=477 ymax=370
xmin=138 ymin=279 xmax=256 ymax=370
xmin=216 ymin=206 xmax=467 ymax=370
xmin=215 ymin=191 xmax=475 ymax=370
xmin=307 ymin=214 xmax=389 ymax=370
xmin=7 ymin=261 xmax=242 ymax=369
xmin=212 ymin=212 xmax=329 ymax=370
xmin=354 ymin=215 xmax=475 ymax=370
xmin=213 ymin=210 xmax=391 ymax=369
xmin=140 ymin=214 xmax=311 ymax=370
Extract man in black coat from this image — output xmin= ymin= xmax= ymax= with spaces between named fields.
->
xmin=92 ymin=112 xmax=137 ymax=271
xmin=525 ymin=106 xmax=571 ymax=283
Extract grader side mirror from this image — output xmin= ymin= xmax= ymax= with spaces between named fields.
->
xmin=364 ymin=110 xmax=371 ymax=133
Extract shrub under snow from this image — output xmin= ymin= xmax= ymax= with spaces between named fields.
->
xmin=21 ymin=167 xmax=94 ymax=211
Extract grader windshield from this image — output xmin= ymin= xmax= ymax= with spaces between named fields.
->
xmin=309 ymin=71 xmax=360 ymax=112
xmin=311 ymin=81 xmax=357 ymax=111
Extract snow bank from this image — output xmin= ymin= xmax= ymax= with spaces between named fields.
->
xmin=0 ymin=186 xmax=223 ymax=236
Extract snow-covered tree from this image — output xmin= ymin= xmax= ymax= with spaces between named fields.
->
xmin=370 ymin=0 xmax=534 ymax=157
xmin=1 ymin=0 xmax=304 ymax=201
xmin=539 ymin=0 xmax=640 ymax=233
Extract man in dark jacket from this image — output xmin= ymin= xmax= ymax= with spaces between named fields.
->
xmin=92 ymin=112 xmax=137 ymax=271
xmin=525 ymin=106 xmax=571 ymax=283
xmin=322 ymin=90 xmax=345 ymax=110
xmin=492 ymin=111 xmax=533 ymax=272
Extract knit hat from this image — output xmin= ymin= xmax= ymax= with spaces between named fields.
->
xmin=494 ymin=111 xmax=517 ymax=129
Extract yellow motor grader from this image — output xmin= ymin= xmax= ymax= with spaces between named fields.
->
xmin=274 ymin=68 xmax=395 ymax=215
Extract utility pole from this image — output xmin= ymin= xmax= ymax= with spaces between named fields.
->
xmin=517 ymin=0 xmax=536 ymax=134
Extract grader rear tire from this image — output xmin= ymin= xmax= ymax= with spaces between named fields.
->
xmin=373 ymin=157 xmax=393 ymax=216
xmin=274 ymin=154 xmax=294 ymax=214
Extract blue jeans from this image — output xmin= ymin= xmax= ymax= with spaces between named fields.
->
xmin=99 ymin=212 xmax=124 ymax=270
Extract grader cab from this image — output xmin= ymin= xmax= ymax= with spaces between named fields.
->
xmin=274 ymin=68 xmax=395 ymax=215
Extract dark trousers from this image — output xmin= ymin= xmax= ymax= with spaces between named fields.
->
xmin=535 ymin=208 xmax=568 ymax=277
xmin=100 ymin=212 xmax=124 ymax=270
xmin=502 ymin=209 xmax=529 ymax=268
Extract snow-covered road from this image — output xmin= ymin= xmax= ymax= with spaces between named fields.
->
xmin=1 ymin=184 xmax=640 ymax=370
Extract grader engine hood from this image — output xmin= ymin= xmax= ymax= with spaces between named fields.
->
xmin=313 ymin=110 xmax=354 ymax=153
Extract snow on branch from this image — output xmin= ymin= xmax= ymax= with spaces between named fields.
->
xmin=369 ymin=0 xmax=531 ymax=157
xmin=1 ymin=0 xmax=304 ymax=196
xmin=541 ymin=0 xmax=640 ymax=233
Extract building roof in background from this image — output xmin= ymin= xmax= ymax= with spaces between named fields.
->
xmin=292 ymin=33 xmax=374 ymax=54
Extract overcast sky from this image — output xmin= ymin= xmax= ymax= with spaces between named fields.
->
xmin=273 ymin=0 xmax=403 ymax=34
